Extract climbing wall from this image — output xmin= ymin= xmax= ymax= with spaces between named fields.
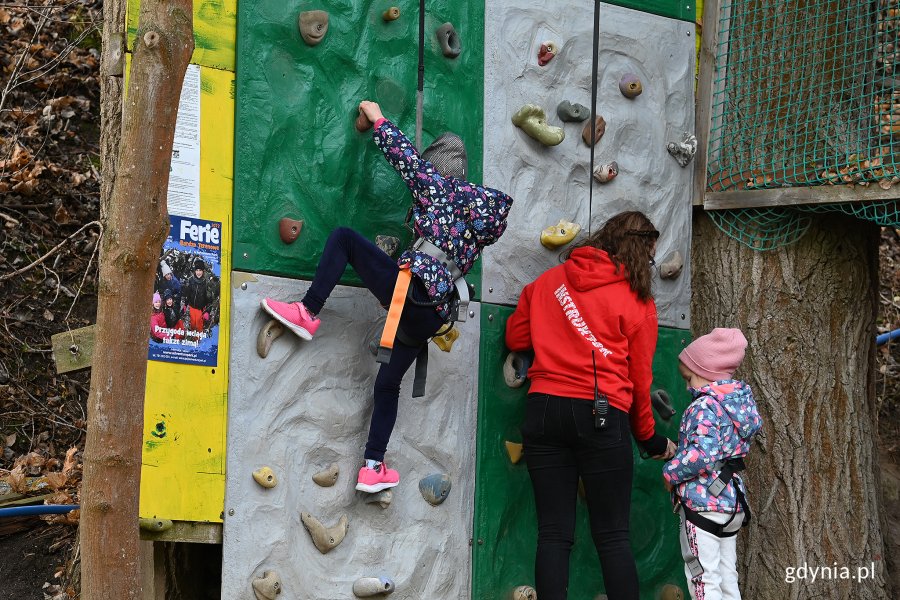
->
xmin=481 ymin=1 xmax=695 ymax=329
xmin=222 ymin=275 xmax=480 ymax=599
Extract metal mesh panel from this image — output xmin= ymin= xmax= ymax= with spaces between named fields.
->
xmin=706 ymin=0 xmax=899 ymax=192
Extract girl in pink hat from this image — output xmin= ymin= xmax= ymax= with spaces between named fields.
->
xmin=663 ymin=327 xmax=762 ymax=600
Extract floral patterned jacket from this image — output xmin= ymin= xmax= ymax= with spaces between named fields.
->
xmin=663 ymin=380 xmax=762 ymax=513
xmin=373 ymin=119 xmax=514 ymax=319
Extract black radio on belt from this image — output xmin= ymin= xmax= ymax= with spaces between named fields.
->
xmin=592 ymin=351 xmax=608 ymax=430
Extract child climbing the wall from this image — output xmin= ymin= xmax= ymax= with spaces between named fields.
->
xmin=663 ymin=328 xmax=762 ymax=600
xmin=261 ymin=100 xmax=514 ymax=494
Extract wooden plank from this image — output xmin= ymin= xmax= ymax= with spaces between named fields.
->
xmin=51 ymin=324 xmax=96 ymax=374
xmin=138 ymin=520 xmax=222 ymax=544
xmin=694 ymin=0 xmax=723 ymax=206
xmin=704 ymin=186 xmax=900 ymax=210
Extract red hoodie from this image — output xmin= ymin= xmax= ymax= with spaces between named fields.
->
xmin=505 ymin=246 xmax=659 ymax=443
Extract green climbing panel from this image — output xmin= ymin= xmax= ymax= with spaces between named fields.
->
xmin=474 ymin=304 xmax=690 ymax=599
xmin=608 ymin=0 xmax=695 ymax=23
xmin=233 ymin=0 xmax=484 ymax=287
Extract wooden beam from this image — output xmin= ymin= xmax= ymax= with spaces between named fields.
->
xmin=694 ymin=0 xmax=724 ymax=206
xmin=51 ymin=324 xmax=96 ymax=374
xmin=139 ymin=520 xmax=222 ymax=544
xmin=704 ymin=186 xmax=900 ymax=210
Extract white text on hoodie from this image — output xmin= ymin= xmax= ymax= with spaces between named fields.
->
xmin=554 ymin=284 xmax=613 ymax=357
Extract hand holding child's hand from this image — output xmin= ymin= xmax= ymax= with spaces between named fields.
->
xmin=358 ymin=100 xmax=384 ymax=124
xmin=650 ymin=438 xmax=677 ymax=461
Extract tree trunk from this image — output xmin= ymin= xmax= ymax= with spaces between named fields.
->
xmin=83 ymin=2 xmax=193 ymax=598
xmin=691 ymin=211 xmax=891 ymax=599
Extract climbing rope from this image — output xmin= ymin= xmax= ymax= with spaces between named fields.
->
xmin=587 ymin=0 xmax=601 ymax=235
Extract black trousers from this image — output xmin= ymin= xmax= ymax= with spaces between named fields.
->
xmin=522 ymin=394 xmax=639 ymax=600
xmin=301 ymin=227 xmax=445 ymax=461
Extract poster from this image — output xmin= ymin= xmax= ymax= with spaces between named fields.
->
xmin=167 ymin=63 xmax=201 ymax=217
xmin=149 ymin=215 xmax=222 ymax=367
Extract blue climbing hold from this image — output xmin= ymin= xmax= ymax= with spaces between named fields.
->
xmin=418 ymin=473 xmax=452 ymax=506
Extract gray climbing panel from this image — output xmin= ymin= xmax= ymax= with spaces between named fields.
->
xmin=482 ymin=2 xmax=694 ymax=327
xmin=223 ymin=274 xmax=480 ymax=598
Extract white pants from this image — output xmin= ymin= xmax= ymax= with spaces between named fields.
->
xmin=681 ymin=510 xmax=744 ymax=600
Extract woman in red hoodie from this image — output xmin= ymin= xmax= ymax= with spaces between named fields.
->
xmin=506 ymin=210 xmax=675 ymax=600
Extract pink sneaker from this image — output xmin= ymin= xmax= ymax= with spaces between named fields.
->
xmin=260 ymin=298 xmax=320 ymax=340
xmin=355 ymin=462 xmax=400 ymax=493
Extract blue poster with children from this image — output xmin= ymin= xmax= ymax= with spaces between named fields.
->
xmin=148 ymin=215 xmax=222 ymax=367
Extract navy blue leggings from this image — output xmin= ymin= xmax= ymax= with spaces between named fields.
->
xmin=302 ymin=227 xmax=445 ymax=462
xmin=522 ymin=395 xmax=638 ymax=600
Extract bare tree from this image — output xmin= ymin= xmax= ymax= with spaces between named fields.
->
xmin=81 ymin=0 xmax=193 ymax=597
xmin=691 ymin=212 xmax=891 ymax=599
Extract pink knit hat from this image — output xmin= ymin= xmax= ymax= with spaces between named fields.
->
xmin=153 ymin=292 xmax=161 ymax=305
xmin=678 ymin=327 xmax=747 ymax=381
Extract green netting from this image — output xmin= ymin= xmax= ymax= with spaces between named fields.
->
xmin=707 ymin=200 xmax=900 ymax=251
xmin=706 ymin=0 xmax=899 ymax=192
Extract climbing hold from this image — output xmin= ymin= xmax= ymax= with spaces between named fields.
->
xmin=312 ymin=462 xmax=339 ymax=487
xmin=257 ymin=319 xmax=285 ymax=359
xmin=556 ymin=101 xmax=589 ymax=123
xmin=651 ymin=390 xmax=676 ymax=421
xmin=356 ymin=111 xmax=373 ymax=132
xmin=432 ymin=326 xmax=460 ymax=352
xmin=300 ymin=512 xmax=349 ymax=554
xmin=363 ymin=489 xmax=393 ymax=509
xmin=618 ymin=73 xmax=643 ymax=99
xmin=540 ymin=220 xmax=581 ymax=250
xmin=538 ymin=41 xmax=556 ymax=66
xmin=667 ymin=134 xmax=698 ymax=167
xmin=139 ymin=517 xmax=173 ymax=533
xmin=298 ymin=10 xmax=329 ymax=46
xmin=512 ymin=586 xmax=537 ymax=600
xmin=581 ymin=116 xmax=607 ymax=146
xmin=503 ymin=351 xmax=532 ymax=388
xmin=505 ymin=441 xmax=523 ymax=464
xmin=353 ymin=576 xmax=396 ymax=597
xmin=512 ymin=105 xmax=565 ymax=146
xmin=660 ymin=584 xmax=685 ymax=600
xmin=252 ymin=570 xmax=282 ymax=600
xmin=253 ymin=466 xmax=278 ymax=489
xmin=590 ymin=162 xmax=619 ymax=186
xmin=375 ymin=235 xmax=400 ymax=257
xmin=279 ymin=217 xmax=303 ymax=244
xmin=592 ymin=162 xmax=618 ymax=184
xmin=418 ymin=473 xmax=452 ymax=506
xmin=594 ymin=595 xmax=609 ymax=600
xmin=659 ymin=250 xmax=684 ymax=280
xmin=435 ymin=23 xmax=461 ymax=58
xmin=382 ymin=7 xmax=400 ymax=21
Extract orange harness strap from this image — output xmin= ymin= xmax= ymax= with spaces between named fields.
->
xmin=376 ymin=267 xmax=412 ymax=364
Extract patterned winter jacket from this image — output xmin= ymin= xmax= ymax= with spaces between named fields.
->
xmin=372 ymin=119 xmax=514 ymax=319
xmin=663 ymin=380 xmax=762 ymax=514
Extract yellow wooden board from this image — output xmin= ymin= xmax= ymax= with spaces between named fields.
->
xmin=126 ymin=0 xmax=237 ymax=71
xmin=138 ymin=65 xmax=235 ymax=523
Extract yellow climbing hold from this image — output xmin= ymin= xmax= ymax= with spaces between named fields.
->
xmin=505 ymin=441 xmax=523 ymax=464
xmin=540 ymin=220 xmax=581 ymax=250
xmin=252 ymin=466 xmax=278 ymax=489
xmin=432 ymin=326 xmax=460 ymax=352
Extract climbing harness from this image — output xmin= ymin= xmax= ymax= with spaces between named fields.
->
xmin=675 ymin=456 xmax=752 ymax=579
xmin=375 ymin=239 xmax=470 ymax=398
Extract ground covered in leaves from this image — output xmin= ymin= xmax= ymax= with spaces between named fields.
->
xmin=0 ymin=1 xmax=898 ymax=599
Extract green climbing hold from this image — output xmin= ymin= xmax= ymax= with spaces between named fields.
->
xmin=512 ymin=105 xmax=565 ymax=146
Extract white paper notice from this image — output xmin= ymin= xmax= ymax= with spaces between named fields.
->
xmin=167 ymin=63 xmax=201 ymax=218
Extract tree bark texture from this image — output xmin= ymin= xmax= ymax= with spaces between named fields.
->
xmin=84 ymin=2 xmax=193 ymax=598
xmin=691 ymin=211 xmax=891 ymax=599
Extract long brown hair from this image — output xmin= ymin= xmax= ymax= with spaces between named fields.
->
xmin=564 ymin=211 xmax=658 ymax=301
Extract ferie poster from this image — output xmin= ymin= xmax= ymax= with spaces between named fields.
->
xmin=148 ymin=215 xmax=222 ymax=367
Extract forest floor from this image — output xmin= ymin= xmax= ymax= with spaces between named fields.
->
xmin=0 ymin=1 xmax=898 ymax=599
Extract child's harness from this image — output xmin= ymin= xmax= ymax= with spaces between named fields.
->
xmin=376 ymin=237 xmax=470 ymax=397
